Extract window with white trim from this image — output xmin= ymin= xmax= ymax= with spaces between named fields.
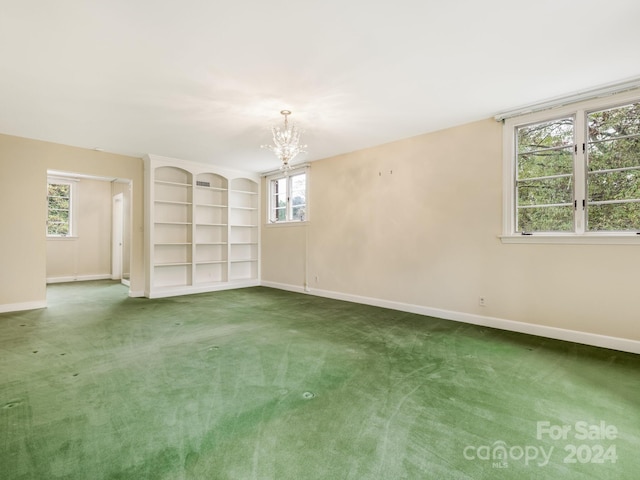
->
xmin=267 ymin=167 xmax=308 ymax=223
xmin=503 ymin=92 xmax=640 ymax=238
xmin=47 ymin=178 xmax=75 ymax=236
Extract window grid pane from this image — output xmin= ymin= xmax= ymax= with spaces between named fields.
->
xmin=517 ymin=176 xmax=574 ymax=206
xmin=517 ymin=205 xmax=574 ymax=233
xmin=270 ymin=178 xmax=288 ymax=222
xmin=517 ymin=117 xmax=574 ymax=153
xmin=290 ymin=173 xmax=306 ymax=221
xmin=587 ymin=202 xmax=640 ymax=231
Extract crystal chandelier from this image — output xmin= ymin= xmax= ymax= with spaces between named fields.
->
xmin=261 ymin=110 xmax=307 ymax=170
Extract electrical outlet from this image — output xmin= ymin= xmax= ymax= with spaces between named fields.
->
xmin=479 ymin=297 xmax=486 ymax=307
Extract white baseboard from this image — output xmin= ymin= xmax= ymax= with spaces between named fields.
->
xmin=145 ymin=279 xmax=261 ymax=299
xmin=47 ymin=274 xmax=113 ymax=284
xmin=128 ymin=290 xmax=145 ymax=298
xmin=262 ymin=281 xmax=308 ymax=295
xmin=0 ymin=300 xmax=47 ymax=314
xmin=261 ymin=281 xmax=640 ymax=355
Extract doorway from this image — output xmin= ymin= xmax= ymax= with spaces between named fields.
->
xmin=46 ymin=170 xmax=133 ymax=293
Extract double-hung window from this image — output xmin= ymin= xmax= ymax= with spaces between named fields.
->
xmin=267 ymin=166 xmax=308 ymax=223
xmin=47 ymin=178 xmax=75 ymax=236
xmin=503 ymin=90 xmax=640 ymax=242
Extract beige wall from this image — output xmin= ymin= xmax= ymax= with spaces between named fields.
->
xmin=261 ymin=224 xmax=308 ymax=287
xmin=2 ymin=117 xmax=638 ymax=343
xmin=262 ymin=118 xmax=640 ymax=342
xmin=46 ymin=178 xmax=113 ymax=281
xmin=0 ymin=133 xmax=144 ymax=309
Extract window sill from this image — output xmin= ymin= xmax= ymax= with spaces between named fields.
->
xmin=265 ymin=221 xmax=309 ymax=228
xmin=499 ymin=234 xmax=640 ymax=245
xmin=47 ymin=235 xmax=78 ymax=240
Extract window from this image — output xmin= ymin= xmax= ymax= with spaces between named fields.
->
xmin=47 ymin=178 xmax=75 ymax=236
xmin=516 ymin=116 xmax=575 ymax=232
xmin=503 ymin=91 xmax=640 ymax=241
xmin=267 ymin=167 xmax=308 ymax=223
xmin=586 ymin=103 xmax=640 ymax=231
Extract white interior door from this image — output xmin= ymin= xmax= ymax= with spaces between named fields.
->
xmin=112 ymin=193 xmax=124 ymax=281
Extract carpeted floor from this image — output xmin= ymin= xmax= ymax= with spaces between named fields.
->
xmin=1 ymin=281 xmax=639 ymax=479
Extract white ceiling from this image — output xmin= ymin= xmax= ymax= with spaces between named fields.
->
xmin=1 ymin=1 xmax=639 ymax=172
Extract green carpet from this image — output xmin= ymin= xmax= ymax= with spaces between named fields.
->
xmin=1 ymin=281 xmax=639 ymax=479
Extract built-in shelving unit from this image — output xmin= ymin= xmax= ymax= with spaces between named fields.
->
xmin=152 ymin=167 xmax=193 ymax=290
xmin=144 ymin=155 xmax=260 ymax=298
xmin=229 ymin=178 xmax=259 ymax=281
xmin=194 ymin=172 xmax=228 ymax=286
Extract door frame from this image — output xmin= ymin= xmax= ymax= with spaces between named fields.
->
xmin=112 ymin=192 xmax=124 ymax=282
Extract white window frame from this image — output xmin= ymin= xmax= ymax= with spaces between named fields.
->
xmin=47 ymin=176 xmax=77 ymax=237
xmin=501 ymin=89 xmax=640 ymax=245
xmin=265 ymin=165 xmax=309 ymax=224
